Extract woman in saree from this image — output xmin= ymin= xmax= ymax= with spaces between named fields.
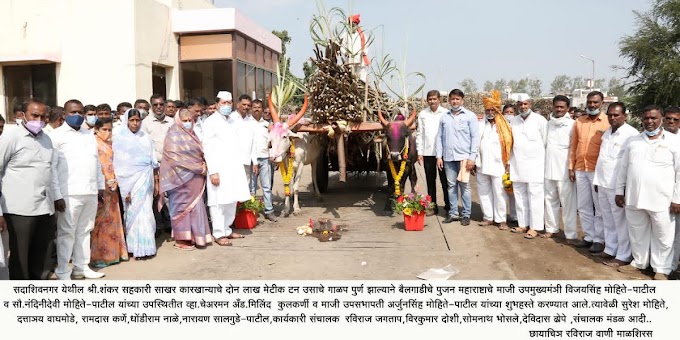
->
xmin=113 ymin=109 xmax=159 ymax=260
xmin=90 ymin=118 xmax=129 ymax=267
xmin=159 ymin=109 xmax=211 ymax=251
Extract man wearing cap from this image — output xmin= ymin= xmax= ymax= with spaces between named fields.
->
xmin=569 ymin=91 xmax=610 ymax=253
xmin=508 ymin=95 xmax=547 ymax=239
xmin=343 ymin=14 xmax=370 ymax=82
xmin=202 ymin=91 xmax=251 ymax=246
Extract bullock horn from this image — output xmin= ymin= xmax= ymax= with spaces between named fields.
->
xmin=377 ymin=110 xmax=389 ymax=126
xmin=288 ymin=94 xmax=308 ymax=127
xmin=405 ymin=109 xmax=417 ymax=128
xmin=268 ymin=93 xmax=280 ymax=123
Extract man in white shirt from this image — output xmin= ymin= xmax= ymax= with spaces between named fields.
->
xmin=661 ymin=106 xmax=680 ymax=278
xmin=475 ymin=91 xmax=511 ymax=230
xmin=593 ymin=102 xmax=639 ymax=268
xmin=51 ymin=99 xmax=105 ymax=280
xmin=509 ymin=96 xmax=548 ymax=239
xmin=142 ymin=94 xmax=173 ymax=234
xmin=544 ymin=96 xmax=577 ymax=240
xmin=236 ymin=94 xmax=259 ymax=194
xmin=203 ymin=91 xmax=251 ymax=246
xmin=616 ymin=105 xmax=680 ymax=280
xmin=251 ymin=99 xmax=277 ymax=222
xmin=416 ymin=90 xmax=449 ymax=216
xmin=0 ymin=99 xmax=58 ymax=280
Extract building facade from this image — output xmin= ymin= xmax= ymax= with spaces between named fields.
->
xmin=0 ymin=0 xmax=280 ymax=122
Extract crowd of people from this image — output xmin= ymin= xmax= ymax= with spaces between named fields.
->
xmin=0 ymin=91 xmax=274 ymax=280
xmin=418 ymin=89 xmax=680 ymax=280
xmin=1 ymin=86 xmax=679 ymax=281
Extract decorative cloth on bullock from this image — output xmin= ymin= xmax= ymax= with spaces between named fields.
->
xmin=483 ymin=90 xmax=513 ymax=168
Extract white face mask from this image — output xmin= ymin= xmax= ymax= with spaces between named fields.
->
xmin=182 ymin=122 xmax=193 ymax=131
xmin=15 ymin=118 xmax=23 ymax=125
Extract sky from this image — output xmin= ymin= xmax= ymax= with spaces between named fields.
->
xmin=214 ymin=0 xmax=653 ymax=94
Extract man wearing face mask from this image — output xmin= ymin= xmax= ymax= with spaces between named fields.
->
xmin=544 ymin=96 xmax=577 ymax=241
xmin=615 ymin=105 xmax=680 ymax=280
xmin=134 ymin=99 xmax=151 ymax=121
xmin=82 ymin=105 xmax=98 ymax=132
xmin=508 ymin=95 xmax=547 ymax=239
xmin=202 ymin=91 xmax=251 ymax=246
xmin=593 ymin=102 xmax=638 ymax=268
xmin=568 ymin=91 xmax=610 ymax=253
xmin=0 ymin=99 xmax=59 ymax=280
xmin=661 ymin=107 xmax=680 ymax=278
xmin=475 ymin=90 xmax=512 ymax=230
xmin=50 ymin=99 xmax=106 ymax=280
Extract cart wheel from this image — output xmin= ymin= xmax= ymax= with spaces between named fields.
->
xmin=316 ymin=152 xmax=329 ymax=193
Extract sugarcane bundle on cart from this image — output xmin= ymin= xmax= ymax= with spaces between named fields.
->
xmin=295 ymin=3 xmax=426 ymax=186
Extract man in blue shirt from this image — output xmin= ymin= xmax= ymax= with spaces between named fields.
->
xmin=435 ymin=89 xmax=480 ymax=225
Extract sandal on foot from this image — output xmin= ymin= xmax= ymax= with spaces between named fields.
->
xmin=541 ymin=232 xmax=557 ymax=239
xmin=216 ymin=237 xmax=232 ymax=246
xmin=478 ymin=220 xmax=494 ymax=226
xmin=524 ymin=229 xmax=538 ymax=239
xmin=173 ymin=242 xmax=196 ymax=251
xmin=498 ymin=223 xmax=509 ymax=231
xmin=227 ymin=232 xmax=245 ymax=239
xmin=511 ymin=226 xmax=528 ymax=234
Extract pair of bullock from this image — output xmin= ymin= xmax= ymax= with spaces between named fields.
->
xmin=267 ymin=99 xmax=418 ymax=216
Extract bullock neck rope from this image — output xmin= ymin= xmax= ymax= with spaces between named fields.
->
xmin=387 ymin=138 xmax=409 ymax=196
xmin=280 ymin=139 xmax=296 ymax=197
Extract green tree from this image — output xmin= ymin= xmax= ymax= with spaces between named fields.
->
xmin=272 ymin=29 xmax=303 ymax=105
xmin=302 ymin=61 xmax=317 ymax=83
xmin=460 ymin=78 xmax=478 ymax=93
xmin=594 ymin=78 xmax=606 ymax=89
xmin=608 ymin=78 xmax=626 ymax=98
xmin=570 ymin=76 xmax=586 ymax=91
xmin=515 ymin=78 xmax=529 ymax=93
xmin=550 ymin=75 xmax=572 ymax=94
xmin=483 ymin=81 xmax=494 ymax=92
xmin=619 ymin=0 xmax=680 ymax=111
xmin=528 ymin=78 xmax=543 ymax=97
xmin=494 ymin=78 xmax=508 ymax=91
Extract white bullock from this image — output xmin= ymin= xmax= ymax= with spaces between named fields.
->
xmin=268 ymin=96 xmax=322 ymax=217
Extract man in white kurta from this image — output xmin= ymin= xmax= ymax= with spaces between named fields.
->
xmin=203 ymin=91 xmax=251 ymax=245
xmin=51 ymin=100 xmax=105 ymax=280
xmin=661 ymin=107 xmax=680 ymax=277
xmin=235 ymin=95 xmax=258 ymax=196
xmin=544 ymin=96 xmax=577 ymax=240
xmin=593 ymin=103 xmax=638 ymax=267
xmin=475 ymin=110 xmax=507 ymax=229
xmin=509 ymin=98 xmax=547 ymax=239
xmin=615 ymin=107 xmax=680 ymax=280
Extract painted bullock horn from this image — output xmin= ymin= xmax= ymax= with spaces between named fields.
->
xmin=405 ymin=109 xmax=417 ymax=128
xmin=288 ymin=94 xmax=308 ymax=126
xmin=268 ymin=93 xmax=280 ymax=123
xmin=377 ymin=110 xmax=389 ymax=126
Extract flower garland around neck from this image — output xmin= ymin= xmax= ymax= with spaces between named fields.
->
xmin=279 ymin=139 xmax=296 ymax=197
xmin=387 ymin=139 xmax=409 ymax=196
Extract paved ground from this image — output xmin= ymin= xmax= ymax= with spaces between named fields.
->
xmin=98 ymin=164 xmax=649 ymax=280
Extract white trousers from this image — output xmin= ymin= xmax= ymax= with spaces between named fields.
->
xmin=506 ymin=191 xmax=517 ymax=221
xmin=513 ymin=182 xmax=545 ymax=231
xmin=598 ymin=187 xmax=632 ymax=262
xmin=626 ymin=207 xmax=674 ymax=274
xmin=209 ymin=203 xmax=237 ymax=239
xmin=0 ymin=231 xmax=8 ymax=280
xmin=544 ymin=179 xmax=577 ymax=237
xmin=576 ymin=171 xmax=604 ymax=243
xmin=477 ymin=173 xmax=507 ymax=223
xmin=669 ymin=214 xmax=680 ymax=271
xmin=56 ymin=195 xmax=98 ymax=278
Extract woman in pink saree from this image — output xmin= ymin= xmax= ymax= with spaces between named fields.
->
xmin=159 ymin=109 xmax=211 ymax=250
